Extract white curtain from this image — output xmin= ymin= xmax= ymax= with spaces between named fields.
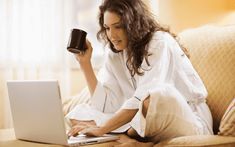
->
xmin=0 ymin=0 xmax=103 ymax=129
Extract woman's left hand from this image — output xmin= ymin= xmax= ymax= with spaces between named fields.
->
xmin=80 ymin=126 xmax=106 ymax=137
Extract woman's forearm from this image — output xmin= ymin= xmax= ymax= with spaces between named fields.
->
xmin=80 ymin=61 xmax=97 ymax=95
xmin=101 ymin=109 xmax=138 ymax=133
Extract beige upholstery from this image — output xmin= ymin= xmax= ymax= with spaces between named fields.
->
xmin=178 ymin=25 xmax=235 ymax=134
xmin=219 ymin=98 xmax=235 ymax=136
xmin=155 ymin=135 xmax=235 ymax=147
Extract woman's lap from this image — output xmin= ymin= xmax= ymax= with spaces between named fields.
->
xmin=140 ymin=85 xmax=206 ymax=142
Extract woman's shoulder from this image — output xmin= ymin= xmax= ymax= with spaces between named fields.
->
xmin=146 ymin=31 xmax=181 ymax=59
xmin=147 ymin=31 xmax=176 ymax=51
xmin=151 ymin=31 xmax=176 ymax=43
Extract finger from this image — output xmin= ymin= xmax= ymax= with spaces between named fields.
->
xmin=79 ymin=128 xmax=90 ymax=135
xmin=74 ymin=52 xmax=83 ymax=60
xmin=82 ymin=127 xmax=102 ymax=137
xmin=75 ymin=51 xmax=83 ymax=56
xmin=85 ymin=39 xmax=93 ymax=53
xmin=86 ymin=39 xmax=91 ymax=47
xmin=67 ymin=130 xmax=74 ymax=137
xmin=68 ymin=128 xmax=78 ymax=137
xmin=70 ymin=119 xmax=79 ymax=126
xmin=80 ymin=127 xmax=96 ymax=135
xmin=71 ymin=128 xmax=81 ymax=137
xmin=68 ymin=126 xmax=85 ymax=137
xmin=68 ymin=127 xmax=75 ymax=136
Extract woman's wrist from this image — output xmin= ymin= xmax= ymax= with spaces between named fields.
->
xmin=99 ymin=125 xmax=110 ymax=134
xmin=79 ymin=60 xmax=92 ymax=70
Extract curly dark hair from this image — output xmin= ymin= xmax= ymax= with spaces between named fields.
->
xmin=97 ymin=0 xmax=189 ymax=77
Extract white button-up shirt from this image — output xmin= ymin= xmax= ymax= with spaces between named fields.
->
xmin=90 ymin=31 xmax=207 ymax=113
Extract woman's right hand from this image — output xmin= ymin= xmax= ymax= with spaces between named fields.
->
xmin=68 ymin=119 xmax=97 ymax=137
xmin=74 ymin=39 xmax=93 ymax=64
xmin=73 ymin=39 xmax=98 ymax=95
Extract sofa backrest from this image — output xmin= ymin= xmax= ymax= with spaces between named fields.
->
xmin=178 ymin=25 xmax=235 ymax=134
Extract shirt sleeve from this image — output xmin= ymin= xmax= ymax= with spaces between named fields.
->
xmin=121 ymin=97 xmax=140 ymax=109
xmin=90 ymin=52 xmax=125 ymax=113
xmin=121 ymin=32 xmax=173 ymax=109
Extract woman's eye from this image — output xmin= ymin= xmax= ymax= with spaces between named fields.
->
xmin=115 ymin=25 xmax=122 ymax=29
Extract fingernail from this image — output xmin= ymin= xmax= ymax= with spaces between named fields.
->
xmin=78 ymin=131 xmax=84 ymax=135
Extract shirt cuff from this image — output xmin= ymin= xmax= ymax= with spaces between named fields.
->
xmin=90 ymin=82 xmax=106 ymax=112
xmin=121 ymin=97 xmax=140 ymax=109
xmin=130 ymin=103 xmax=147 ymax=137
xmin=134 ymin=88 xmax=150 ymax=101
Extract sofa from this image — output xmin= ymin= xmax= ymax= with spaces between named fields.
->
xmin=0 ymin=25 xmax=234 ymax=147
xmin=153 ymin=25 xmax=235 ymax=146
xmin=63 ymin=24 xmax=235 ymax=147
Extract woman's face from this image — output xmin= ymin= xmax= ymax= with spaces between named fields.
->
xmin=103 ymin=11 xmax=128 ymax=51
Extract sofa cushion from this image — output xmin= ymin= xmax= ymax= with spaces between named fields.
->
xmin=155 ymin=135 xmax=235 ymax=147
xmin=178 ymin=25 xmax=235 ymax=134
xmin=218 ymin=98 xmax=235 ymax=136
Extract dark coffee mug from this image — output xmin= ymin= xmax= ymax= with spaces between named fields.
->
xmin=67 ymin=29 xmax=87 ymax=54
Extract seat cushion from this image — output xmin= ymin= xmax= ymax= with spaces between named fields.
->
xmin=178 ymin=25 xmax=235 ymax=133
xmin=219 ymin=98 xmax=235 ymax=136
xmin=155 ymin=135 xmax=235 ymax=147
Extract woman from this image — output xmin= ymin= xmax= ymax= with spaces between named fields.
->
xmin=66 ymin=0 xmax=213 ymax=146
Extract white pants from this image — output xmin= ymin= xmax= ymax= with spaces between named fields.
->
xmin=66 ymin=85 xmax=213 ymax=142
xmin=130 ymin=85 xmax=213 ymax=142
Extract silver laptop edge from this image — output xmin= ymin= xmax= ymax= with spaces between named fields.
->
xmin=7 ymin=80 xmax=119 ymax=146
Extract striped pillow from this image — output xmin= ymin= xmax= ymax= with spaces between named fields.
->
xmin=218 ymin=98 xmax=235 ymax=136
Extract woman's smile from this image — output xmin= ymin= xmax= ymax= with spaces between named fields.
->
xmin=112 ymin=39 xmax=122 ymax=46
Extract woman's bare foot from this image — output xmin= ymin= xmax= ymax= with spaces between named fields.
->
xmin=115 ymin=132 xmax=154 ymax=147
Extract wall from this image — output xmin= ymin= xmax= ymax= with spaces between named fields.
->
xmin=155 ymin=0 xmax=235 ymax=33
xmin=70 ymin=69 xmax=88 ymax=96
xmin=0 ymin=78 xmax=4 ymax=129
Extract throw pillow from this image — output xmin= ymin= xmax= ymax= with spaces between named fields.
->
xmin=218 ymin=98 xmax=235 ymax=136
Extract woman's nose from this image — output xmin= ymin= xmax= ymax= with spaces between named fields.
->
xmin=109 ymin=28 xmax=116 ymax=39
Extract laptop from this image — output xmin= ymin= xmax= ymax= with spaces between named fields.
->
xmin=7 ymin=80 xmax=119 ymax=146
